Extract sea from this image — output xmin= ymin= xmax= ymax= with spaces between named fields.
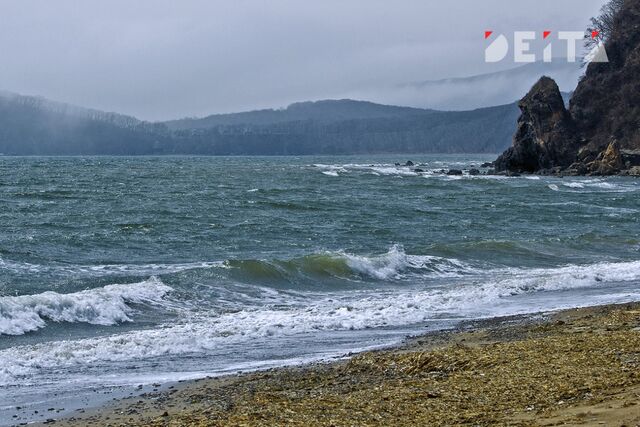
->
xmin=0 ymin=155 xmax=639 ymax=424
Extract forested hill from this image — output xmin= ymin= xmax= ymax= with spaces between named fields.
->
xmin=166 ymin=103 xmax=519 ymax=155
xmin=165 ymin=100 xmax=437 ymax=130
xmin=0 ymin=92 xmax=170 ymax=155
xmin=0 ymin=93 xmax=520 ymax=155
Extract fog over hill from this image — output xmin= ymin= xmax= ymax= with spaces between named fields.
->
xmin=0 ymin=62 xmax=580 ymax=156
xmin=349 ymin=62 xmax=582 ymax=111
xmin=0 ymin=91 xmax=522 ymax=155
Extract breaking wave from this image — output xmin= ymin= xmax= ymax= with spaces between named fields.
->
xmin=0 ymin=277 xmax=173 ymax=336
xmin=341 ymin=245 xmax=473 ymax=280
xmin=0 ymin=257 xmax=223 ymax=278
xmin=549 ymin=179 xmax=638 ymax=193
xmin=224 ymin=245 xmax=474 ymax=282
xmin=1 ymin=258 xmax=639 ymax=385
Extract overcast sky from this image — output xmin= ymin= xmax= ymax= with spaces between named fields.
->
xmin=0 ymin=0 xmax=605 ymax=120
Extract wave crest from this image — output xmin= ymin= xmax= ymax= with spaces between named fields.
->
xmin=224 ymin=245 xmax=472 ymax=282
xmin=0 ymin=257 xmax=223 ymax=277
xmin=1 ymin=259 xmax=639 ymax=385
xmin=0 ymin=277 xmax=172 ymax=336
xmin=342 ymin=245 xmax=472 ymax=280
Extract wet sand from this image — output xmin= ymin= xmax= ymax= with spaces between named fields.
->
xmin=36 ymin=302 xmax=640 ymax=426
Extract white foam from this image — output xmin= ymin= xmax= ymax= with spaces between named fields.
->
xmin=314 ymin=163 xmax=418 ymax=177
xmin=369 ymin=167 xmax=418 ymax=176
xmin=589 ymin=181 xmax=639 ymax=193
xmin=313 ymin=164 xmax=347 ymax=173
xmin=341 ymin=244 xmax=472 ymax=280
xmin=313 ymin=162 xmax=519 ymax=180
xmin=0 ymin=277 xmax=172 ymax=335
xmin=590 ymin=181 xmax=618 ymax=189
xmin=0 ymin=258 xmax=223 ymax=277
xmin=546 ymin=180 xmax=639 ymax=193
xmin=2 ymin=258 xmax=638 ymax=385
xmin=422 ymin=173 xmax=512 ymax=181
xmin=563 ymin=182 xmax=584 ymax=188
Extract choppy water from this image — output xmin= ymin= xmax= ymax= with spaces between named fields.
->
xmin=1 ymin=155 xmax=639 ymax=423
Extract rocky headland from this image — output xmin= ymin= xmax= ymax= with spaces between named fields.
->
xmin=495 ymin=0 xmax=640 ymax=176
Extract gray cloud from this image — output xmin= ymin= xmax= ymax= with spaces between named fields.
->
xmin=0 ymin=0 xmax=605 ymax=120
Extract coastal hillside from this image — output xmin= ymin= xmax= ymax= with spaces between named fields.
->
xmin=0 ymin=92 xmax=171 ymax=155
xmin=166 ymin=102 xmax=519 ymax=155
xmin=0 ymin=94 xmax=520 ymax=155
xmin=495 ymin=0 xmax=640 ymax=175
xmin=164 ymin=99 xmax=437 ymax=130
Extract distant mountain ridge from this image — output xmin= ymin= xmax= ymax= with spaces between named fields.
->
xmin=0 ymin=91 xmax=520 ymax=155
xmin=165 ymin=99 xmax=436 ymax=130
xmin=167 ymin=103 xmax=519 ymax=155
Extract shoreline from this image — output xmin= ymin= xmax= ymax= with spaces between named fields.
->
xmin=34 ymin=301 xmax=640 ymax=426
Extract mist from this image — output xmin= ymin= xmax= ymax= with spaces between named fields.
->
xmin=0 ymin=0 xmax=605 ymax=120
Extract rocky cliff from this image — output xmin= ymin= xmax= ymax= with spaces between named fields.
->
xmin=494 ymin=77 xmax=579 ymax=173
xmin=495 ymin=0 xmax=640 ymax=176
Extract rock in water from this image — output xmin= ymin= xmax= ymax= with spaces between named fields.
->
xmin=494 ymin=76 xmax=578 ymax=173
xmin=588 ymin=140 xmax=625 ymax=175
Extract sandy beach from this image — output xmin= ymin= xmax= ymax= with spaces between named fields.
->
xmin=33 ymin=302 xmax=640 ymax=427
